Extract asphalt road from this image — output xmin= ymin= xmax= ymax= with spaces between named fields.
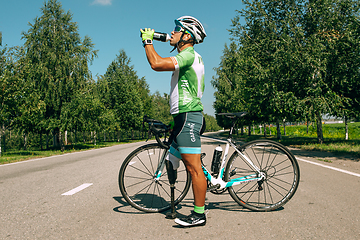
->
xmin=0 ymin=136 xmax=359 ymax=239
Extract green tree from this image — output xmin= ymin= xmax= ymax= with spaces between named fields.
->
xmin=136 ymin=77 xmax=153 ymax=118
xmin=60 ymin=78 xmax=113 ymax=144
xmin=203 ymin=114 xmax=222 ymax=132
xmin=212 ymin=42 xmax=248 ymax=129
xmin=103 ymin=50 xmax=144 ymax=131
xmin=215 ymin=0 xmax=357 ymax=143
xmin=151 ymin=91 xmax=172 ymax=124
xmin=215 ymin=1 xmax=304 ymax=133
xmin=21 ymin=0 xmax=97 ymax=147
xmin=323 ymin=0 xmax=360 ymax=139
xmin=0 ymin=46 xmax=23 ymax=154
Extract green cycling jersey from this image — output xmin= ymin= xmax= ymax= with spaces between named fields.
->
xmin=169 ymin=47 xmax=205 ymax=115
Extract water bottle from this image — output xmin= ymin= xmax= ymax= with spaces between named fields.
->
xmin=153 ymin=31 xmax=171 ymax=42
xmin=211 ymin=146 xmax=223 ymax=175
xmin=141 ymin=29 xmax=171 ymax=42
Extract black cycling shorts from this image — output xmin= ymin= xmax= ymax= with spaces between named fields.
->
xmin=169 ymin=111 xmax=205 ymax=157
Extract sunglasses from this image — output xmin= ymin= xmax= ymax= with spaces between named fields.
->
xmin=174 ymin=25 xmax=184 ymax=33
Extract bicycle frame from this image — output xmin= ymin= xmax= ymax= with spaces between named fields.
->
xmin=153 ymin=148 xmax=168 ymax=181
xmin=200 ymin=135 xmax=264 ymax=190
xmin=152 ymin=135 xmax=265 ymax=190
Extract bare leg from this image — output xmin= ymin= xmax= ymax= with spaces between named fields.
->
xmin=181 ymin=153 xmax=207 ymax=207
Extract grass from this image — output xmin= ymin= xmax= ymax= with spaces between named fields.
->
xmin=317 ymin=158 xmax=332 ymax=163
xmin=0 ymin=139 xmax=143 ymax=165
xmin=231 ymin=122 xmax=360 ymax=161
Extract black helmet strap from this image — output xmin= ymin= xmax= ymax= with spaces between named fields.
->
xmin=170 ymin=31 xmax=194 ymax=53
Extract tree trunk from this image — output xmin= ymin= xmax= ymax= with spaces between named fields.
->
xmin=0 ymin=126 xmax=5 ymax=156
xmin=276 ymin=120 xmax=281 ymax=140
xmin=248 ymin=124 xmax=251 ymax=136
xmin=316 ymin=111 xmax=324 ymax=144
xmin=0 ymin=131 xmax=2 ymax=157
xmin=3 ymin=129 xmax=5 ymax=153
xmin=269 ymin=124 xmax=271 ymax=135
xmin=53 ymin=131 xmax=56 ymax=148
xmin=65 ymin=130 xmax=68 ymax=145
xmin=59 ymin=131 xmax=64 ymax=152
xmin=40 ymin=133 xmax=43 ymax=150
xmin=53 ymin=130 xmax=61 ymax=148
xmin=307 ymin=121 xmax=309 ymax=134
xmin=263 ymin=123 xmax=267 ymax=137
xmin=283 ymin=120 xmax=286 ymax=136
xmin=345 ymin=116 xmax=349 ymax=140
xmin=24 ymin=133 xmax=27 ymax=150
xmin=46 ymin=133 xmax=49 ymax=150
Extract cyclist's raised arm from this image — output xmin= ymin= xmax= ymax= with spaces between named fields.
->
xmin=144 ymin=44 xmax=175 ymax=72
xmin=141 ymin=28 xmax=175 ymax=72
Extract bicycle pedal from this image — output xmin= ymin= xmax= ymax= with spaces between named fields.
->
xmin=207 ymin=184 xmax=220 ymax=192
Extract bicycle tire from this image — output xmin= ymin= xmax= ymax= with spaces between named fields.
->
xmin=225 ymin=139 xmax=300 ymax=211
xmin=119 ymin=143 xmax=191 ymax=213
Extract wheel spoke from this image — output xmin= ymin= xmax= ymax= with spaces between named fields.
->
xmin=136 ymin=154 xmax=153 ymax=176
xmin=225 ymin=140 xmax=299 ymax=211
xmin=128 ymin=164 xmax=154 ymax=177
xmin=124 ymin=177 xmax=153 ymax=189
xmin=119 ymin=143 xmax=191 ymax=213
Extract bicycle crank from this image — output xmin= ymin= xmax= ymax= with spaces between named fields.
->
xmin=257 ymin=180 xmax=264 ymax=190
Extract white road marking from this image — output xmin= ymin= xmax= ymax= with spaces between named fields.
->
xmin=62 ymin=183 xmax=93 ymax=196
xmin=296 ymin=157 xmax=360 ymax=178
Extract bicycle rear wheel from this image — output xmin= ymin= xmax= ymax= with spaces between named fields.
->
xmin=225 ymin=139 xmax=300 ymax=211
xmin=119 ymin=143 xmax=191 ymax=213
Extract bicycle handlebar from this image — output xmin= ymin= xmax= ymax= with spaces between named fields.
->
xmin=143 ymin=115 xmax=163 ymax=124
xmin=143 ymin=116 xmax=170 ymax=149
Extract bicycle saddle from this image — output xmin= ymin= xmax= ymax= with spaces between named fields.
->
xmin=217 ymin=112 xmax=248 ymax=119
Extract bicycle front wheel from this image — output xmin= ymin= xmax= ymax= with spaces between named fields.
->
xmin=119 ymin=143 xmax=191 ymax=213
xmin=225 ymin=140 xmax=300 ymax=211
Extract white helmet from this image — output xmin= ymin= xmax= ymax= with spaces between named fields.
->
xmin=175 ymin=16 xmax=207 ymax=44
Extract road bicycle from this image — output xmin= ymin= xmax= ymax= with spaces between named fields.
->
xmin=118 ymin=112 xmax=300 ymax=215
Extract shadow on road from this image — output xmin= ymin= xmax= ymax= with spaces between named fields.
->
xmin=113 ymin=196 xmax=148 ymax=214
xmin=113 ymin=194 xmax=285 ymax=216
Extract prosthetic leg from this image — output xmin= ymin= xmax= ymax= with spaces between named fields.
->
xmin=165 ymin=160 xmax=178 ymax=219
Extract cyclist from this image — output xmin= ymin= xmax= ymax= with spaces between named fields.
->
xmin=141 ymin=16 xmax=207 ymax=227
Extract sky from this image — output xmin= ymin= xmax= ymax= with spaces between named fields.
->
xmin=0 ymin=0 xmax=246 ymax=116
